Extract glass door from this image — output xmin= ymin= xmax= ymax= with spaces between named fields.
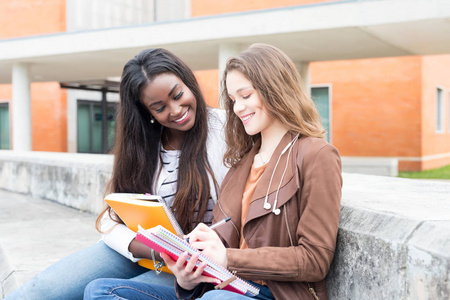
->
xmin=77 ymin=101 xmax=116 ymax=153
xmin=0 ymin=103 xmax=10 ymax=149
xmin=311 ymin=86 xmax=331 ymax=142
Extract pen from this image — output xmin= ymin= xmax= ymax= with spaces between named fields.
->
xmin=185 ymin=217 xmax=231 ymax=243
xmin=209 ymin=217 xmax=231 ymax=230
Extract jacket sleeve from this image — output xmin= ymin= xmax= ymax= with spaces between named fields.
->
xmin=226 ymin=143 xmax=342 ymax=282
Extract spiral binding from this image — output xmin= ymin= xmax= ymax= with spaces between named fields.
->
xmin=137 ymin=225 xmax=259 ymax=296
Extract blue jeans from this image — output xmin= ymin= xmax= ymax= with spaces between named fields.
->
xmin=5 ymin=241 xmax=174 ymax=300
xmin=84 ymin=278 xmax=274 ymax=300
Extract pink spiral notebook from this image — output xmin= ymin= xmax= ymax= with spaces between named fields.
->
xmin=136 ymin=225 xmax=259 ymax=297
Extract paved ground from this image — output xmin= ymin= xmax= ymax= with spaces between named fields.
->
xmin=0 ymin=189 xmax=100 ymax=298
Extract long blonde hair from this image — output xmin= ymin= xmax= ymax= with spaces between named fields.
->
xmin=221 ymin=43 xmax=325 ymax=167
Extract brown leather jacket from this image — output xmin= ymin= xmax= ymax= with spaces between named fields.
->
xmin=177 ymin=133 xmax=342 ymax=300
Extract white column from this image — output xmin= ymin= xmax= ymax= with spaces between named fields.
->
xmin=218 ymin=43 xmax=241 ymax=76
xmin=66 ymin=89 xmax=77 ymax=153
xmin=12 ymin=63 xmax=32 ymax=151
xmin=218 ymin=43 xmax=241 ymax=108
xmin=295 ymin=61 xmax=311 ymax=97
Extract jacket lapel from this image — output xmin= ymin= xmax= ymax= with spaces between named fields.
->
xmin=245 ymin=132 xmax=299 ymax=225
xmin=215 ymin=132 xmax=301 ymax=246
xmin=214 ymin=140 xmax=261 ymax=247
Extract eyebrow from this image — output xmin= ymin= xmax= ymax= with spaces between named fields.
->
xmin=236 ymin=86 xmax=252 ymax=93
xmin=149 ymin=100 xmax=162 ymax=108
xmin=229 ymin=86 xmax=253 ymax=97
xmin=148 ymin=84 xmax=179 ymax=108
xmin=168 ymin=84 xmax=179 ymax=97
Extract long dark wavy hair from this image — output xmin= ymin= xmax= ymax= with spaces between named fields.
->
xmin=96 ymin=48 xmax=217 ymax=233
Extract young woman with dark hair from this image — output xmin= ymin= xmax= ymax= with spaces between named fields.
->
xmin=5 ymin=48 xmax=228 ymax=300
xmin=84 ymin=43 xmax=342 ymax=300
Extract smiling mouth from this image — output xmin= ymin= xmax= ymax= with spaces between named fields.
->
xmin=241 ymin=113 xmax=255 ymax=124
xmin=173 ymin=109 xmax=189 ymax=123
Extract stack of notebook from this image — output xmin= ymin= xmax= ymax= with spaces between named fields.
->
xmin=136 ymin=225 xmax=260 ymax=297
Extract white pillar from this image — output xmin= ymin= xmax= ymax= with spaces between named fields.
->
xmin=12 ymin=63 xmax=32 ymax=151
xmin=218 ymin=43 xmax=241 ymax=108
xmin=218 ymin=43 xmax=241 ymax=76
xmin=295 ymin=61 xmax=311 ymax=97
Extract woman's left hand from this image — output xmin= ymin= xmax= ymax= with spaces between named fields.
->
xmin=186 ymin=223 xmax=228 ymax=268
xmin=161 ymin=251 xmax=220 ymax=291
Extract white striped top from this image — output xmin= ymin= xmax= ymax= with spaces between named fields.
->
xmin=101 ymin=108 xmax=229 ymax=261
xmin=157 ymin=147 xmax=215 ymax=227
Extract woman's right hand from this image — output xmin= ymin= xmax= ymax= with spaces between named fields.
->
xmin=160 ymin=252 xmax=221 ymax=291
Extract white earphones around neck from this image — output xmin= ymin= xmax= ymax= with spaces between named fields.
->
xmin=262 ymin=134 xmax=299 ymax=215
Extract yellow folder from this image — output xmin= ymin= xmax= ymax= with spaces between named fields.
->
xmin=104 ymin=193 xmax=183 ymax=273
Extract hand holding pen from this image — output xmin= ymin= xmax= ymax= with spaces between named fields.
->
xmin=186 ymin=217 xmax=231 ymax=243
xmin=184 ymin=218 xmax=231 ymax=268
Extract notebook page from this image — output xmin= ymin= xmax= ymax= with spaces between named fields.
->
xmin=137 ymin=225 xmax=259 ymax=296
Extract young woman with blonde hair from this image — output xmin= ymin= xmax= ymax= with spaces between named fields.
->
xmin=84 ymin=43 xmax=342 ymax=300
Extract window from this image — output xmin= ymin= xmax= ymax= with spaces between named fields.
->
xmin=0 ymin=103 xmax=10 ymax=150
xmin=436 ymin=87 xmax=445 ymax=133
xmin=77 ymin=100 xmax=116 ymax=153
xmin=311 ymin=86 xmax=332 ymax=142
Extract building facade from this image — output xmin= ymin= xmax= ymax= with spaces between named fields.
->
xmin=0 ymin=0 xmax=449 ymax=171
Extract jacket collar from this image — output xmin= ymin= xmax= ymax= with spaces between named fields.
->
xmin=245 ymin=132 xmax=299 ymax=224
xmin=218 ymin=132 xmax=300 ymax=233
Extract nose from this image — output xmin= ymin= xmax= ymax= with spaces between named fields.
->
xmin=169 ymin=101 xmax=183 ymax=117
xmin=233 ymin=99 xmax=245 ymax=114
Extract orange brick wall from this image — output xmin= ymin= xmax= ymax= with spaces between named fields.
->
xmin=0 ymin=85 xmax=12 ymax=100
xmin=31 ymin=83 xmax=67 ymax=152
xmin=417 ymin=54 xmax=450 ymax=170
xmin=191 ymin=0 xmax=335 ymax=17
xmin=0 ymin=0 xmax=66 ymax=39
xmin=310 ymin=56 xmax=423 ymax=159
xmin=421 ymin=55 xmax=450 ymax=152
xmin=195 ymin=70 xmax=220 ymax=108
xmin=1 ymin=0 xmax=67 ymax=152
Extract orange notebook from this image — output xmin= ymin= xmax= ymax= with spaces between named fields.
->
xmin=104 ymin=193 xmax=183 ymax=273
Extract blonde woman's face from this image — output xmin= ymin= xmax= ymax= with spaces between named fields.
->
xmin=226 ymin=70 xmax=274 ymax=136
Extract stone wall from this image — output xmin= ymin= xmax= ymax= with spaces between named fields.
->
xmin=0 ymin=151 xmax=112 ymax=213
xmin=327 ymin=174 xmax=450 ymax=299
xmin=341 ymin=157 xmax=398 ymax=177
xmin=0 ymin=151 xmax=449 ymax=299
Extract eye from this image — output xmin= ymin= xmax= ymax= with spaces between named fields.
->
xmin=242 ymin=94 xmax=251 ymax=99
xmin=229 ymin=98 xmax=236 ymax=104
xmin=155 ymin=106 xmax=165 ymax=113
xmin=173 ymin=91 xmax=183 ymax=100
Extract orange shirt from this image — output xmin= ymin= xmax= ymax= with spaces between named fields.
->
xmin=240 ymin=163 xmax=267 ymax=249
xmin=240 ymin=163 xmax=268 ymax=286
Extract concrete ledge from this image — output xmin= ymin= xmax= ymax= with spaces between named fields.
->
xmin=0 ymin=151 xmax=449 ymax=299
xmin=341 ymin=157 xmax=398 ymax=177
xmin=327 ymin=173 xmax=450 ymax=299
xmin=0 ymin=150 xmax=112 ymax=213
